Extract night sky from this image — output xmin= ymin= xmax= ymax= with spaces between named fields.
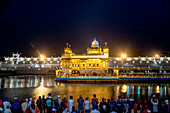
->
xmin=0 ymin=0 xmax=170 ymax=57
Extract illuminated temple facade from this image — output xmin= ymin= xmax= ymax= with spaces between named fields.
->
xmin=61 ymin=39 xmax=110 ymax=75
xmin=2 ymin=39 xmax=170 ymax=75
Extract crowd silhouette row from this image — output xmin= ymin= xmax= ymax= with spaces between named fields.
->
xmin=0 ymin=93 xmax=170 ymax=113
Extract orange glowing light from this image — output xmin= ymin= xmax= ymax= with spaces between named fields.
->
xmin=40 ymin=55 xmax=45 ymax=61
xmin=155 ymin=54 xmax=159 ymax=58
xmin=122 ymin=54 xmax=127 ymax=58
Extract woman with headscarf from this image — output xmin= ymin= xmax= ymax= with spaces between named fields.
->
xmin=30 ymin=100 xmax=36 ymax=113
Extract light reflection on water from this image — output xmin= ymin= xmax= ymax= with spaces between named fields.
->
xmin=0 ymin=75 xmax=170 ymax=106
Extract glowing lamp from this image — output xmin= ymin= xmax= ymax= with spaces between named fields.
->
xmin=122 ymin=54 xmax=127 ymax=58
xmin=121 ymin=84 xmax=128 ymax=93
xmin=156 ymin=86 xmax=160 ymax=93
xmin=40 ymin=55 xmax=45 ymax=61
xmin=155 ymin=54 xmax=159 ymax=58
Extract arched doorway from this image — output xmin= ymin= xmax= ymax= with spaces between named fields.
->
xmin=72 ymin=70 xmax=80 ymax=76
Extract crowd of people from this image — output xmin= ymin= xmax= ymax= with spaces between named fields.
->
xmin=0 ymin=93 xmax=170 ymax=113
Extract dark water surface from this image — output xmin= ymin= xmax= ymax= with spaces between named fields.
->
xmin=0 ymin=75 xmax=170 ymax=106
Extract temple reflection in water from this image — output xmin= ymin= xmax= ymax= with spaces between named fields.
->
xmin=0 ymin=75 xmax=55 ymax=89
xmin=0 ymin=75 xmax=169 ymax=103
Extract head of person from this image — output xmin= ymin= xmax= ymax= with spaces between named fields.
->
xmin=154 ymin=98 xmax=157 ymax=102
xmin=4 ymin=97 xmax=8 ymax=101
xmin=107 ymin=99 xmax=110 ymax=103
xmin=32 ymin=100 xmax=35 ymax=103
xmin=63 ymin=95 xmax=66 ymax=99
xmin=86 ymin=97 xmax=89 ymax=100
xmin=70 ymin=96 xmax=73 ymax=99
xmin=118 ymin=98 xmax=120 ymax=102
xmin=25 ymin=98 xmax=28 ymax=102
xmin=23 ymin=99 xmax=26 ymax=102
xmin=42 ymin=95 xmax=45 ymax=98
xmin=144 ymin=105 xmax=148 ymax=109
xmin=79 ymin=95 xmax=82 ymax=98
xmin=102 ymin=98 xmax=105 ymax=102
xmin=93 ymin=94 xmax=96 ymax=98
xmin=118 ymin=95 xmax=121 ymax=99
xmin=58 ymin=95 xmax=60 ymax=99
xmin=165 ymin=100 xmax=169 ymax=105
xmin=104 ymin=98 xmax=106 ymax=103
xmin=62 ymin=99 xmax=65 ymax=102
xmin=111 ymin=97 xmax=114 ymax=101
xmin=30 ymin=98 xmax=32 ymax=101
xmin=14 ymin=97 xmax=18 ymax=102
xmin=48 ymin=93 xmax=52 ymax=96
xmin=121 ymin=95 xmax=124 ymax=98
xmin=39 ymin=96 xmax=41 ymax=99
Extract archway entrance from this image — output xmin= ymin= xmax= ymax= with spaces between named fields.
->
xmin=72 ymin=70 xmax=80 ymax=76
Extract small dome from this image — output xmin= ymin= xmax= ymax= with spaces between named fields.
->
xmin=91 ymin=39 xmax=99 ymax=47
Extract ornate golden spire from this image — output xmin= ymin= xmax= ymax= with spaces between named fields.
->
xmin=66 ymin=43 xmax=68 ymax=48
xmin=69 ymin=45 xmax=71 ymax=48
xmin=94 ymin=38 xmax=96 ymax=41
xmin=105 ymin=42 xmax=107 ymax=47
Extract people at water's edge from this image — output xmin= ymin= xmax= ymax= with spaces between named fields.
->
xmin=0 ymin=93 xmax=170 ymax=113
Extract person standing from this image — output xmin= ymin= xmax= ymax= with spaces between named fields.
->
xmin=99 ymin=98 xmax=107 ymax=113
xmin=123 ymin=99 xmax=130 ymax=113
xmin=63 ymin=95 xmax=68 ymax=108
xmin=46 ymin=93 xmax=53 ymax=113
xmin=3 ymin=97 xmax=11 ymax=110
xmin=84 ymin=97 xmax=90 ymax=113
xmin=28 ymin=98 xmax=32 ymax=110
xmin=136 ymin=101 xmax=142 ymax=113
xmin=36 ymin=96 xmax=41 ymax=112
xmin=116 ymin=99 xmax=124 ymax=113
xmin=92 ymin=94 xmax=98 ymax=109
xmin=58 ymin=95 xmax=62 ymax=112
xmin=68 ymin=96 xmax=74 ymax=113
xmin=129 ymin=96 xmax=135 ymax=113
xmin=151 ymin=98 xmax=159 ymax=113
xmin=41 ymin=95 xmax=46 ymax=113
xmin=54 ymin=98 xmax=59 ymax=113
xmin=77 ymin=95 xmax=84 ymax=113
xmin=21 ymin=99 xmax=28 ymax=113
xmin=30 ymin=100 xmax=36 ymax=113
xmin=109 ymin=97 xmax=116 ymax=112
xmin=12 ymin=97 xmax=20 ymax=113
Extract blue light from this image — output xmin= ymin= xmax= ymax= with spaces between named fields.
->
xmin=138 ymin=86 xmax=140 ymax=95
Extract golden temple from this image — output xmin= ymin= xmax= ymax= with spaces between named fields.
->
xmin=60 ymin=39 xmax=109 ymax=75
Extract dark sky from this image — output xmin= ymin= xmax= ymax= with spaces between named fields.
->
xmin=0 ymin=0 xmax=170 ymax=57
